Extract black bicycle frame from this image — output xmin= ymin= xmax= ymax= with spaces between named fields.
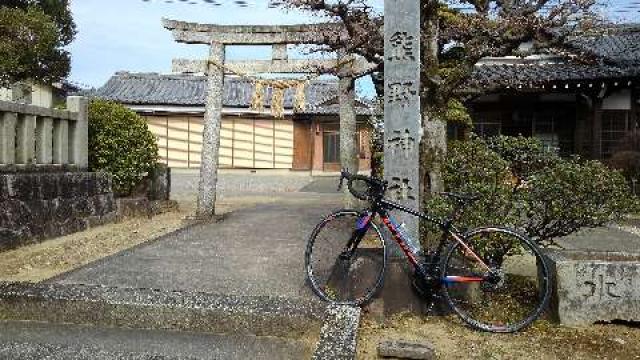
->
xmin=347 ymin=197 xmax=491 ymax=278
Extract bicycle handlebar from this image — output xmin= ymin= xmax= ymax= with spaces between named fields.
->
xmin=339 ymin=169 xmax=388 ymax=201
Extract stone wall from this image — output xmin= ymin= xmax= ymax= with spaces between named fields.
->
xmin=0 ymin=172 xmax=116 ymax=250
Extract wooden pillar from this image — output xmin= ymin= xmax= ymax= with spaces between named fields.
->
xmin=592 ymin=98 xmax=603 ymax=160
xmin=1 ymin=112 xmax=17 ymax=165
xmin=632 ymin=85 xmax=639 ymax=130
xmin=196 ymin=41 xmax=225 ymax=217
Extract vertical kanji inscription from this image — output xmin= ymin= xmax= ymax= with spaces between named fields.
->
xmin=388 ymin=31 xmax=416 ymax=61
xmin=384 ymin=0 xmax=421 ymax=247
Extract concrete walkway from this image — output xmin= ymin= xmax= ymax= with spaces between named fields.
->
xmin=54 ymin=192 xmax=342 ymax=299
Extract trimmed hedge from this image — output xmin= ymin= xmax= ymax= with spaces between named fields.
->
xmin=423 ymin=135 xmax=637 ymax=249
xmin=88 ymin=99 xmax=158 ymax=196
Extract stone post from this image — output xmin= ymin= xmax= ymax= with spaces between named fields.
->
xmin=53 ymin=119 xmax=69 ymax=165
xmin=16 ymin=114 xmax=36 ymax=165
xmin=338 ymin=50 xmax=359 ymax=208
xmin=67 ymin=96 xmax=89 ymax=168
xmin=0 ymin=112 xmax=17 ymax=165
xmin=196 ymin=42 xmax=225 ymax=218
xmin=36 ymin=117 xmax=53 ymax=164
xmin=272 ymin=44 xmax=288 ymax=61
xmin=383 ymin=0 xmax=422 ymax=245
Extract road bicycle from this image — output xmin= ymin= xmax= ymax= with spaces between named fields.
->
xmin=305 ymin=170 xmax=552 ymax=333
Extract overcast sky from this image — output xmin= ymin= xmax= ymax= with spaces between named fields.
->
xmin=68 ymin=0 xmax=639 ymax=93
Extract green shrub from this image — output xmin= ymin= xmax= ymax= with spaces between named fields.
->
xmin=607 ymin=150 xmax=640 ymax=181
xmin=88 ymin=99 xmax=158 ymax=196
xmin=523 ymin=157 xmax=634 ymax=242
xmin=486 ymin=135 xmax=558 ymax=180
xmin=423 ymin=136 xmax=637 ymax=250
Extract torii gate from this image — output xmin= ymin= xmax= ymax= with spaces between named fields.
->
xmin=163 ymin=19 xmax=373 ymax=217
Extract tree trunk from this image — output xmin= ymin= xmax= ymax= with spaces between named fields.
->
xmin=419 ymin=1 xmax=446 ymax=200
xmin=420 ymin=112 xmax=446 ymax=195
xmin=339 ymin=74 xmax=358 ymax=208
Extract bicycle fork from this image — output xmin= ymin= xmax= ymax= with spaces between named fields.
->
xmin=339 ymin=210 xmax=373 ymax=259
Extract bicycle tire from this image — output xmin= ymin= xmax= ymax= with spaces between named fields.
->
xmin=440 ymin=227 xmax=552 ymax=333
xmin=305 ymin=210 xmax=387 ymax=306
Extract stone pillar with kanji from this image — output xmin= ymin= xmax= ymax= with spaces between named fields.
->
xmin=384 ymin=0 xmax=421 ymax=247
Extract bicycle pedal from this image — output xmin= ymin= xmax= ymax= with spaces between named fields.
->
xmin=411 ymin=275 xmax=436 ymax=299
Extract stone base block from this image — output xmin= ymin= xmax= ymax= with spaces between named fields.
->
xmin=544 ymin=249 xmax=640 ymax=326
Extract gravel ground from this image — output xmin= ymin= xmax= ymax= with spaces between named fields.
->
xmin=357 ymin=313 xmax=640 ymax=360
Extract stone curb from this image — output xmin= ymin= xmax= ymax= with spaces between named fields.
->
xmin=312 ymin=304 xmax=361 ymax=360
xmin=0 ymin=282 xmax=324 ymax=338
xmin=0 ymin=283 xmax=363 ymax=359
xmin=0 ymin=342 xmax=197 ymax=360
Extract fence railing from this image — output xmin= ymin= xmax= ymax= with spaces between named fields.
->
xmin=0 ymin=96 xmax=88 ymax=169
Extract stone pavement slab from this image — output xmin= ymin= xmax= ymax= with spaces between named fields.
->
xmin=0 ymin=320 xmax=309 ymax=360
xmin=170 ymin=171 xmax=314 ymax=202
xmin=53 ymin=193 xmax=342 ymax=299
xmin=556 ymin=226 xmax=640 ymax=252
xmin=299 ymin=177 xmax=340 ymax=193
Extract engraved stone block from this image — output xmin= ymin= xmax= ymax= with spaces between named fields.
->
xmin=544 ymin=250 xmax=640 ymax=326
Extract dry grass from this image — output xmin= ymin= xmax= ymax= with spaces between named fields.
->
xmin=0 ymin=202 xmax=197 ymax=283
xmin=358 ymin=312 xmax=640 ymax=360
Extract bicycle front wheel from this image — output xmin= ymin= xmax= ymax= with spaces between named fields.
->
xmin=440 ymin=227 xmax=552 ymax=333
xmin=305 ymin=210 xmax=387 ymax=306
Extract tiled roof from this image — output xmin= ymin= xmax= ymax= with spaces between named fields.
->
xmin=470 ymin=62 xmax=640 ymax=89
xmin=470 ymin=25 xmax=640 ymax=90
xmin=567 ymin=26 xmax=640 ymax=65
xmin=93 ymin=72 xmax=373 ymax=115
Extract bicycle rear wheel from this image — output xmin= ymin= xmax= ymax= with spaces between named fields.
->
xmin=440 ymin=227 xmax=551 ymax=333
xmin=305 ymin=210 xmax=387 ymax=306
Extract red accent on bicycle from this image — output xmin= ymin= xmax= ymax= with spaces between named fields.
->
xmin=305 ymin=169 xmax=552 ymax=333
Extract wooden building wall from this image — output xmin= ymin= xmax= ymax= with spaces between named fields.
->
xmin=145 ymin=114 xmax=293 ymax=169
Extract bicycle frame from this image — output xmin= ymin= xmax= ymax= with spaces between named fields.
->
xmin=351 ymin=197 xmax=492 ymax=283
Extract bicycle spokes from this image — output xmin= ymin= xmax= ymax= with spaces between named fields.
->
xmin=306 ymin=211 xmax=386 ymax=305
xmin=441 ymin=229 xmax=551 ymax=332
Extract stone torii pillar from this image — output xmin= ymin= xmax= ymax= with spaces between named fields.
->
xmin=198 ymin=42 xmax=225 ymax=218
xmin=163 ymin=19 xmax=374 ymax=217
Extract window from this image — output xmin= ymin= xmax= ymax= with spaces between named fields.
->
xmin=601 ymin=110 xmax=631 ymax=158
xmin=322 ymin=129 xmax=363 ymax=164
xmin=472 ymin=106 xmax=576 ymax=155
xmin=472 ymin=111 xmax=503 ymax=138
xmin=323 ymin=131 xmax=340 ymax=163
xmin=532 ymin=111 xmax=559 ymax=153
xmin=474 ymin=122 xmax=502 ymax=137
